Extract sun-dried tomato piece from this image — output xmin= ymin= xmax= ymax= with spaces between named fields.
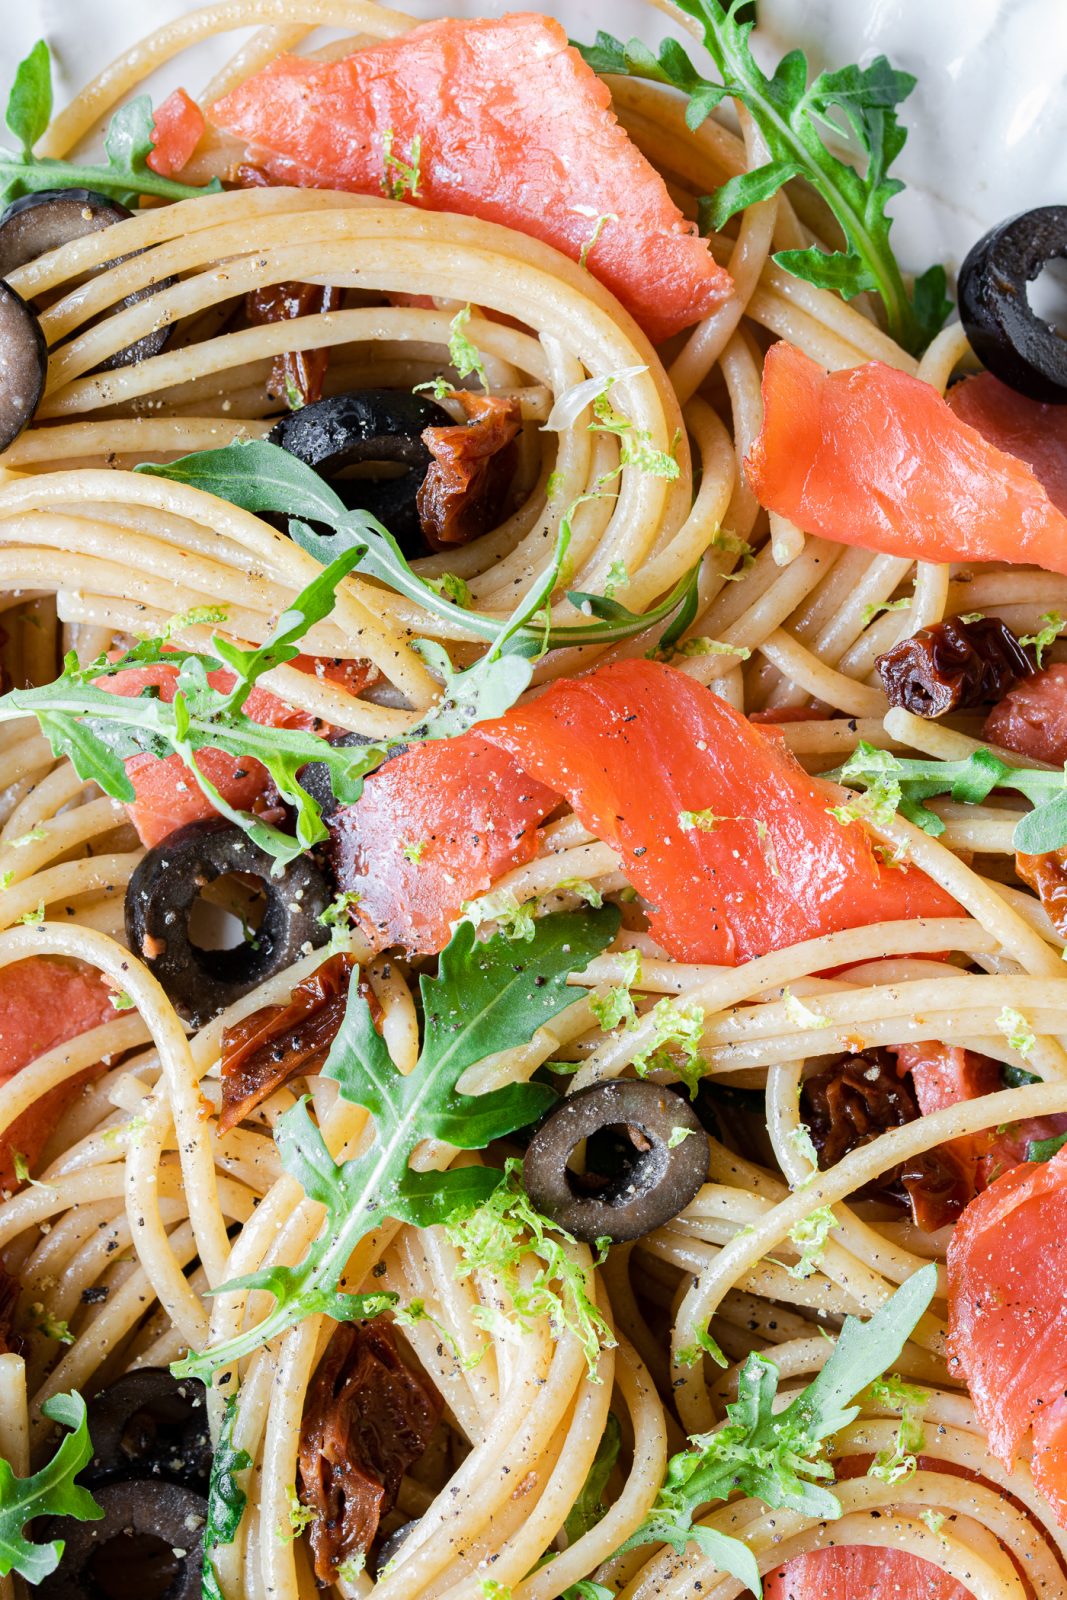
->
xmin=803 ymin=1049 xmax=918 ymax=1170
xmin=245 ymin=279 xmax=343 ymax=407
xmin=416 ymin=390 xmax=521 ymax=548
xmin=219 ymin=953 xmax=379 ymax=1133
xmin=801 ymin=1049 xmax=973 ymax=1229
xmin=298 ymin=1321 xmax=442 ymax=1584
xmin=876 ymin=615 xmax=1035 ymax=719
xmin=1016 ymin=845 xmax=1067 ymax=937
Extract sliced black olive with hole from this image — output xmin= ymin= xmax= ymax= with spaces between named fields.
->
xmin=83 ymin=1369 xmax=211 ymax=1489
xmin=268 ymin=389 xmax=451 ymax=555
xmin=0 ymin=190 xmax=176 ymax=371
xmin=0 ymin=280 xmax=46 ymax=452
xmin=958 ymin=207 xmax=1067 ymax=402
xmin=522 ymin=1080 xmax=709 ymax=1243
xmin=36 ymin=1479 xmax=206 ymax=1600
xmin=124 ymin=818 xmax=331 ymax=1027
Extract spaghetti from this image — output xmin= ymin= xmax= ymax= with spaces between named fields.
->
xmin=0 ymin=5 xmax=1064 ymax=1600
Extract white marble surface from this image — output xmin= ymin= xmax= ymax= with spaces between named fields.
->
xmin=3 ymin=0 xmax=1065 ymax=276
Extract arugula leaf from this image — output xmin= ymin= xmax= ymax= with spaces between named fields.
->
xmin=574 ymin=6 xmax=950 ymax=354
xmin=202 ymin=1392 xmax=251 ymax=1600
xmin=137 ymin=439 xmax=700 ymax=654
xmin=619 ymin=1265 xmax=936 ymax=1597
xmin=564 ymin=1413 xmax=622 ymax=1541
xmin=1027 ymin=1130 xmax=1067 ymax=1163
xmin=0 ymin=549 xmax=371 ymax=872
xmin=174 ymin=907 xmax=619 ymax=1379
xmin=0 ymin=42 xmax=219 ymax=207
xmin=831 ymin=741 xmax=1067 ymax=856
xmin=0 ymin=1392 xmax=103 ymax=1583
xmin=5 ymin=39 xmax=51 ymax=154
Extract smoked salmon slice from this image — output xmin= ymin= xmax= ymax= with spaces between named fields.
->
xmin=746 ymin=342 xmax=1067 ymax=575
xmin=208 ymin=13 xmax=733 ymax=344
xmin=765 ymin=1547 xmax=974 ymax=1600
xmin=947 ymin=1144 xmax=1067 ymax=1524
xmin=0 ymin=958 xmax=115 ymax=1189
xmin=327 ymin=733 xmax=558 ymax=956
xmin=476 ymin=659 xmax=957 ymax=965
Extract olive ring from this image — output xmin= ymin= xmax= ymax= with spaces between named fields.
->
xmin=125 ymin=818 xmax=331 ymax=1027
xmin=958 ymin=206 xmax=1067 ymax=403
xmin=522 ymin=1079 xmax=709 ymax=1243
xmin=36 ymin=1480 xmax=207 ymax=1600
xmin=83 ymin=1369 xmax=211 ymax=1489
xmin=268 ymin=388 xmax=451 ymax=554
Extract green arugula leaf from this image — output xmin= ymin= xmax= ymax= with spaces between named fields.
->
xmin=618 ymin=1265 xmax=936 ymax=1597
xmin=174 ymin=906 xmax=619 ymax=1379
xmin=202 ymin=1392 xmax=251 ymax=1600
xmin=564 ymin=1414 xmax=621 ymax=1542
xmin=0 ymin=1392 xmax=103 ymax=1583
xmin=0 ymin=549 xmax=371 ymax=872
xmin=138 ymin=439 xmax=699 ymax=654
xmin=1027 ymin=1130 xmax=1067 ymax=1163
xmin=5 ymin=39 xmax=51 ymax=154
xmin=574 ymin=6 xmax=950 ymax=354
xmin=831 ymin=741 xmax=1067 ymax=857
xmin=0 ymin=43 xmax=220 ymax=207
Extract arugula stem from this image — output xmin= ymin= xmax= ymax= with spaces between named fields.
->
xmin=0 ymin=153 xmax=214 ymax=205
xmin=709 ymin=24 xmax=913 ymax=345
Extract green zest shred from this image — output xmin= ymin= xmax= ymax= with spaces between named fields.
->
xmin=866 ymin=1375 xmax=927 ymax=1485
xmin=445 ymin=1159 xmax=616 ymax=1380
xmin=632 ymin=997 xmax=708 ymax=1097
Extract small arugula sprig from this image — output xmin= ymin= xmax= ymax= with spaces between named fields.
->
xmin=831 ymin=741 xmax=1067 ymax=856
xmin=574 ymin=2 xmax=950 ymax=355
xmin=173 ymin=905 xmax=619 ymax=1379
xmin=620 ymin=1265 xmax=936 ymax=1596
xmin=201 ymin=1392 xmax=252 ymax=1600
xmin=0 ymin=1392 xmax=103 ymax=1583
xmin=0 ymin=548 xmax=370 ymax=872
xmin=136 ymin=438 xmax=700 ymax=656
xmin=1 ymin=40 xmax=219 ymax=208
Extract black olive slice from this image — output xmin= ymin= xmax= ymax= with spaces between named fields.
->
xmin=0 ymin=279 xmax=46 ymax=452
xmin=268 ymin=389 xmax=451 ymax=554
xmin=374 ymin=1517 xmax=420 ymax=1576
xmin=958 ymin=207 xmax=1067 ymax=402
xmin=36 ymin=1479 xmax=206 ymax=1600
xmin=83 ymin=1369 xmax=211 ymax=1488
xmin=523 ymin=1080 xmax=709 ymax=1243
xmin=124 ymin=818 xmax=331 ymax=1027
xmin=0 ymin=189 xmax=130 ymax=278
xmin=0 ymin=189 xmax=176 ymax=371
